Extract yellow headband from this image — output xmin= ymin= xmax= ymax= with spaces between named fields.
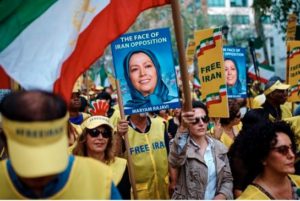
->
xmin=2 ymin=113 xmax=69 ymax=145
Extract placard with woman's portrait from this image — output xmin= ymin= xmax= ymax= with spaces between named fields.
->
xmin=111 ymin=28 xmax=180 ymax=115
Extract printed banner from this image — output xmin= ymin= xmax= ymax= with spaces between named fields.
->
xmin=111 ymin=28 xmax=180 ymax=115
xmin=287 ymin=14 xmax=298 ymax=41
xmin=194 ymin=27 xmax=229 ymax=118
xmin=223 ymin=46 xmax=247 ymax=98
xmin=287 ymin=41 xmax=300 ymax=102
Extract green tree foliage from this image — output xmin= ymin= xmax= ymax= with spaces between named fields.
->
xmin=254 ymin=0 xmax=300 ymax=35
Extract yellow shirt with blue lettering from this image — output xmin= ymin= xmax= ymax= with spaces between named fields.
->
xmin=0 ymin=156 xmax=112 ymax=199
xmin=127 ymin=117 xmax=169 ymax=199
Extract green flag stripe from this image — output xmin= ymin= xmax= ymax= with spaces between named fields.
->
xmin=0 ymin=0 xmax=22 ymax=21
xmin=0 ymin=0 xmax=57 ymax=52
xmin=259 ymin=64 xmax=275 ymax=71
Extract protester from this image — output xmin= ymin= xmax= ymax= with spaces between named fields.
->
xmin=168 ymin=101 xmax=233 ymax=199
xmin=123 ymin=49 xmax=175 ymax=108
xmin=73 ymin=115 xmax=130 ymax=199
xmin=96 ymin=91 xmax=120 ymax=129
xmin=116 ymin=112 xmax=169 ymax=199
xmin=69 ymin=90 xmax=90 ymax=135
xmin=211 ymin=99 xmax=242 ymax=148
xmin=0 ymin=90 xmax=120 ymax=199
xmin=261 ymin=78 xmax=292 ymax=120
xmin=228 ymin=108 xmax=271 ymax=198
xmin=167 ymin=107 xmax=181 ymax=140
xmin=235 ymin=121 xmax=300 ymax=199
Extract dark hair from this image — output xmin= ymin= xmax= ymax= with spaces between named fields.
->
xmin=192 ymin=101 xmax=209 ymax=116
xmin=96 ymin=92 xmax=112 ymax=106
xmin=220 ymin=99 xmax=240 ymax=125
xmin=241 ymin=108 xmax=270 ymax=130
xmin=229 ymin=121 xmax=297 ymax=188
xmin=79 ymin=96 xmax=88 ymax=112
xmin=0 ymin=90 xmax=67 ymax=121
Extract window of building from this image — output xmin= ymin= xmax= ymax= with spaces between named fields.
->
xmin=195 ymin=0 xmax=201 ymax=9
xmin=208 ymin=0 xmax=225 ymax=7
xmin=271 ymin=55 xmax=275 ymax=65
xmin=270 ymin=37 xmax=274 ymax=47
xmin=261 ymin=15 xmax=272 ymax=24
xmin=231 ymin=15 xmax=250 ymax=25
xmin=208 ymin=15 xmax=227 ymax=26
xmin=230 ymin=0 xmax=247 ymax=7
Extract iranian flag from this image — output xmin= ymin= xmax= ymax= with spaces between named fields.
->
xmin=288 ymin=47 xmax=300 ymax=59
xmin=0 ymin=0 xmax=170 ymax=103
xmin=196 ymin=28 xmax=221 ymax=56
xmin=248 ymin=64 xmax=275 ymax=83
xmin=203 ymin=84 xmax=227 ymax=107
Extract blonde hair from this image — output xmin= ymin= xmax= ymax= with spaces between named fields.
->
xmin=72 ymin=125 xmax=115 ymax=164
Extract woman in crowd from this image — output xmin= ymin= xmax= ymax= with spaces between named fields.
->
xmin=211 ymin=99 xmax=242 ymax=148
xmin=168 ymin=101 xmax=233 ymax=199
xmin=167 ymin=107 xmax=181 ymax=140
xmin=235 ymin=120 xmax=300 ymax=199
xmin=73 ymin=116 xmax=130 ymax=199
xmin=123 ymin=49 xmax=175 ymax=108
xmin=228 ymin=108 xmax=271 ymax=198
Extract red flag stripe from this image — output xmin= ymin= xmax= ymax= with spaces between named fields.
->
xmin=53 ymin=0 xmax=170 ymax=104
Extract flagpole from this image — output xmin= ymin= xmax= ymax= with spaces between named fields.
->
xmin=171 ymin=0 xmax=192 ymax=112
xmin=115 ymin=79 xmax=138 ymax=199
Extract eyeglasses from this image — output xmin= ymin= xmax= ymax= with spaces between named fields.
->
xmin=192 ymin=115 xmax=210 ymax=124
xmin=272 ymin=145 xmax=295 ymax=156
xmin=87 ymin=129 xmax=111 ymax=138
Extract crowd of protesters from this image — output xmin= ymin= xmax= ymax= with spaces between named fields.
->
xmin=1 ymin=76 xmax=300 ymax=199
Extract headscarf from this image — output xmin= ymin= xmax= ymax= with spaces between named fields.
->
xmin=225 ymin=58 xmax=242 ymax=95
xmin=123 ymin=49 xmax=174 ymax=108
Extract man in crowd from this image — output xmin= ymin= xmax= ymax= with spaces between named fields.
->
xmin=0 ymin=90 xmax=120 ymax=199
xmin=116 ymin=112 xmax=169 ymax=199
xmin=262 ymin=79 xmax=292 ymax=120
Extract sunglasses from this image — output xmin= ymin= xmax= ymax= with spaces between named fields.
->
xmin=87 ymin=129 xmax=111 ymax=138
xmin=192 ymin=115 xmax=210 ymax=124
xmin=272 ymin=145 xmax=295 ymax=156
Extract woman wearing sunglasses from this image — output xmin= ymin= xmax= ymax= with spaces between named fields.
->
xmin=211 ymin=99 xmax=242 ymax=148
xmin=73 ymin=116 xmax=130 ymax=199
xmin=168 ymin=101 xmax=233 ymax=199
xmin=236 ymin=121 xmax=300 ymax=199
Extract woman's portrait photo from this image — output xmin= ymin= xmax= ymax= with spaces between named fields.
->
xmin=224 ymin=58 xmax=242 ymax=95
xmin=111 ymin=28 xmax=180 ymax=115
xmin=223 ymin=46 xmax=247 ymax=98
xmin=123 ymin=49 xmax=175 ymax=108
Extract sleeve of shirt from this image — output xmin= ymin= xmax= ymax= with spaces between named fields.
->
xmin=168 ymin=131 xmax=189 ymax=168
xmin=110 ymin=182 xmax=122 ymax=200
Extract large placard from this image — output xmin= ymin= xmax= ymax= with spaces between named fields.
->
xmin=111 ymin=28 xmax=180 ymax=115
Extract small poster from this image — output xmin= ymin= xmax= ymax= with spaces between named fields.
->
xmin=287 ymin=41 xmax=300 ymax=102
xmin=223 ymin=46 xmax=247 ymax=98
xmin=194 ymin=27 xmax=229 ymax=118
xmin=111 ymin=28 xmax=180 ymax=115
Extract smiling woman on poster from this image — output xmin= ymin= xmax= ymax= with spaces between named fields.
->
xmin=224 ymin=58 xmax=242 ymax=95
xmin=123 ymin=49 xmax=175 ymax=108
